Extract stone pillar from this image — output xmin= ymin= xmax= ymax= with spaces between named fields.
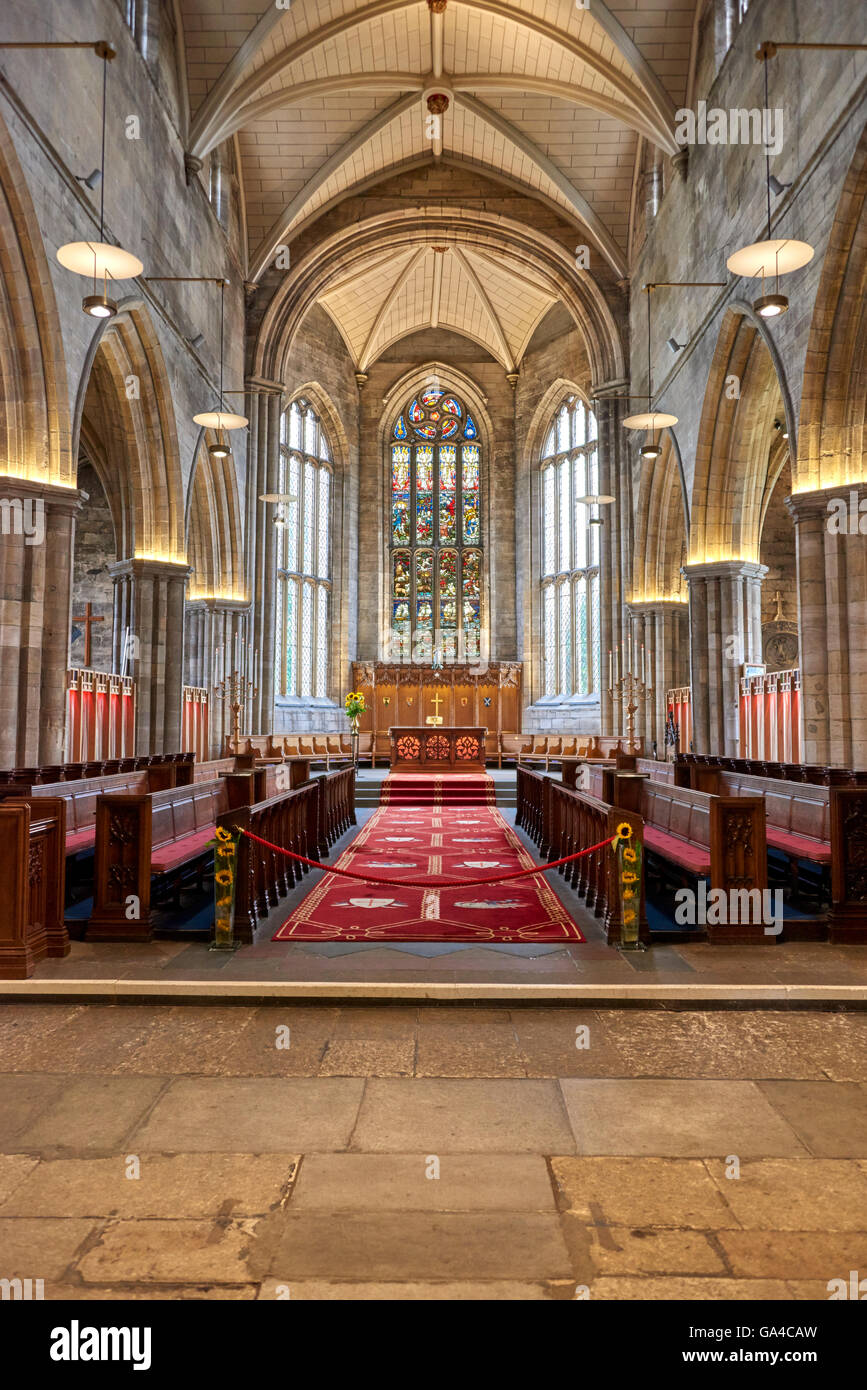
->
xmin=593 ymin=388 xmax=631 ymax=736
xmin=245 ymin=378 xmax=284 ymax=734
xmin=626 ymin=600 xmax=689 ymax=755
xmin=0 ymin=477 xmax=80 ymax=767
xmin=644 ymin=150 xmax=663 ymax=225
xmin=683 ymin=560 xmax=767 ymax=756
xmin=108 ymin=558 xmax=190 ymax=755
xmin=787 ymin=485 xmax=867 ymax=768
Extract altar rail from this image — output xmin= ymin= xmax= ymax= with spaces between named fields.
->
xmin=0 ymin=798 xmax=68 ymax=978
xmin=516 ymin=766 xmax=646 ymax=944
xmin=66 ymin=669 xmax=135 ymax=762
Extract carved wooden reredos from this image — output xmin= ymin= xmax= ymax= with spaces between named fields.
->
xmin=351 ymin=662 xmax=523 ymax=735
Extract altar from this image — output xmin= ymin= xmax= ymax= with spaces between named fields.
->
xmin=389 ymin=726 xmax=487 ymax=771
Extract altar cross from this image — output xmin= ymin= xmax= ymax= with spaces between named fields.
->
xmin=72 ymin=602 xmax=104 ymax=668
xmin=430 ymin=691 xmax=445 ymax=719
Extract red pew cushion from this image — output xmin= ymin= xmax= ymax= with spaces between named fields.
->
xmin=66 ymin=827 xmax=96 ymax=854
xmin=766 ymin=828 xmax=832 ymax=864
xmin=151 ymin=826 xmax=215 ymax=873
xmin=644 ymin=825 xmax=711 ymax=875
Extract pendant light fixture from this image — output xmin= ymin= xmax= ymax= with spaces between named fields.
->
xmin=259 ymin=492 xmax=297 ymax=529
xmin=56 ymin=43 xmax=143 ymax=314
xmin=193 ymin=278 xmax=248 ymax=445
xmin=623 ymin=286 xmax=678 ymax=450
xmin=726 ymin=46 xmax=813 ymax=314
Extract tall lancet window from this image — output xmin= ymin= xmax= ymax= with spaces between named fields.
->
xmin=276 ymin=399 xmax=332 ymax=699
xmin=389 ymin=386 xmax=482 ymax=663
xmin=540 ymin=395 xmax=600 ymax=697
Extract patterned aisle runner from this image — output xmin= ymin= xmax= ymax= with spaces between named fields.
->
xmin=272 ymin=777 xmax=586 ymax=942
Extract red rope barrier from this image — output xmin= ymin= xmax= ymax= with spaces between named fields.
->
xmin=240 ymin=828 xmax=617 ymax=888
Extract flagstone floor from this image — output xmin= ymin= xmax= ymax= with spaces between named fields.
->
xmin=1 ymin=1002 xmax=865 ymax=1299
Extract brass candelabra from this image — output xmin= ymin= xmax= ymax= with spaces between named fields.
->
xmin=213 ymin=669 xmax=257 ymax=753
xmin=608 ymin=668 xmax=651 ymax=752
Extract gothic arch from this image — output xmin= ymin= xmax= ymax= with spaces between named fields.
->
xmin=689 ymin=304 xmax=794 ymax=565
xmin=186 ymin=430 xmax=245 ymax=599
xmin=73 ymin=299 xmax=185 ymax=562
xmin=0 ymin=107 xmax=72 ymax=487
xmin=252 ymin=209 xmax=625 ymax=393
xmin=633 ymin=429 xmax=689 ymax=603
xmin=797 ymin=125 xmax=867 ymax=493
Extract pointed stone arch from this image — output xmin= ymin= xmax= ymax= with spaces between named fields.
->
xmin=185 ymin=429 xmax=245 ymax=600
xmin=74 ymin=299 xmax=186 ymax=563
xmin=797 ymin=126 xmax=867 ymax=494
xmin=689 ymin=304 xmax=794 ymax=566
xmin=788 ymin=128 xmax=867 ymax=767
xmin=0 ymin=106 xmax=76 ymax=763
xmin=633 ymin=430 xmax=689 ymax=603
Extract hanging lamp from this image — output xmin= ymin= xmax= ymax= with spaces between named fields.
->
xmin=193 ymin=279 xmax=248 ymax=438
xmin=56 ymin=43 xmax=143 ymax=314
xmin=623 ymin=287 xmax=678 ymax=445
xmin=726 ymin=47 xmax=813 ymax=314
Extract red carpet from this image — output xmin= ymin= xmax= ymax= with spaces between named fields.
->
xmin=272 ymin=777 xmax=585 ymax=943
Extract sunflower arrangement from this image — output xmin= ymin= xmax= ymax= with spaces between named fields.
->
xmin=345 ymin=689 xmax=366 ymax=729
xmin=211 ymin=824 xmax=239 ymax=948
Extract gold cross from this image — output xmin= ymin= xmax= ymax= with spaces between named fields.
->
xmin=431 ymin=691 xmax=444 ymax=717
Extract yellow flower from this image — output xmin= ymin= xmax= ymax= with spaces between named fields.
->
xmin=215 ymin=870 xmax=233 ymax=886
xmin=215 ymin=827 xmax=233 ymax=843
xmin=217 ymin=845 xmax=233 ymax=858
xmin=623 ymin=847 xmax=637 ymax=863
xmin=216 ymin=895 xmax=233 ymax=908
xmin=622 ymin=871 xmax=638 ymax=884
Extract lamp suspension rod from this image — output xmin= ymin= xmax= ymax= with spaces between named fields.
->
xmin=98 ymin=47 xmax=107 ymax=241
xmin=763 ymin=52 xmax=772 ymax=244
xmin=0 ymin=41 xmax=115 ymax=53
xmin=757 ymin=41 xmax=867 ymax=59
xmin=645 ymin=281 xmax=726 ymax=289
xmin=143 ymin=276 xmax=228 ymax=283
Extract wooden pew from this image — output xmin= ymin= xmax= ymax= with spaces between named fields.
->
xmin=88 ymin=776 xmax=255 ymax=940
xmin=21 ymin=765 xmax=177 ymax=858
xmin=88 ymin=766 xmax=355 ymax=942
xmin=829 ymin=786 xmax=867 ymax=942
xmin=0 ymin=798 xmax=68 ymax=978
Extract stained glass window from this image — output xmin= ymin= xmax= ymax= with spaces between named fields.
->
xmin=389 ymin=386 xmax=483 ymax=662
xmin=540 ymin=394 xmax=600 ymax=697
xmin=277 ymin=399 xmax=332 ymax=699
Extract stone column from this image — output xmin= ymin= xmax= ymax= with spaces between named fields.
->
xmin=628 ymin=600 xmax=690 ymax=754
xmin=787 ymin=484 xmax=867 ymax=768
xmin=593 ymin=387 xmax=630 ymax=735
xmin=0 ymin=477 xmax=80 ymax=767
xmin=108 ymin=558 xmax=190 ymax=755
xmin=683 ymin=560 xmax=767 ymax=755
xmin=245 ymin=378 xmax=284 ymax=734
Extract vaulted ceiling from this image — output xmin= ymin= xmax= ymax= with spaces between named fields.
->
xmin=179 ymin=0 xmax=697 ymax=369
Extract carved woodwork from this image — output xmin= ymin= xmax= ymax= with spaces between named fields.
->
xmin=388 ymin=725 xmax=486 ymax=770
xmin=829 ymin=787 xmax=867 ymax=942
xmin=0 ymin=798 xmax=68 ymax=979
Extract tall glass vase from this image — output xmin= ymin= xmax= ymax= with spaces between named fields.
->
xmin=350 ymin=717 xmax=360 ymax=765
